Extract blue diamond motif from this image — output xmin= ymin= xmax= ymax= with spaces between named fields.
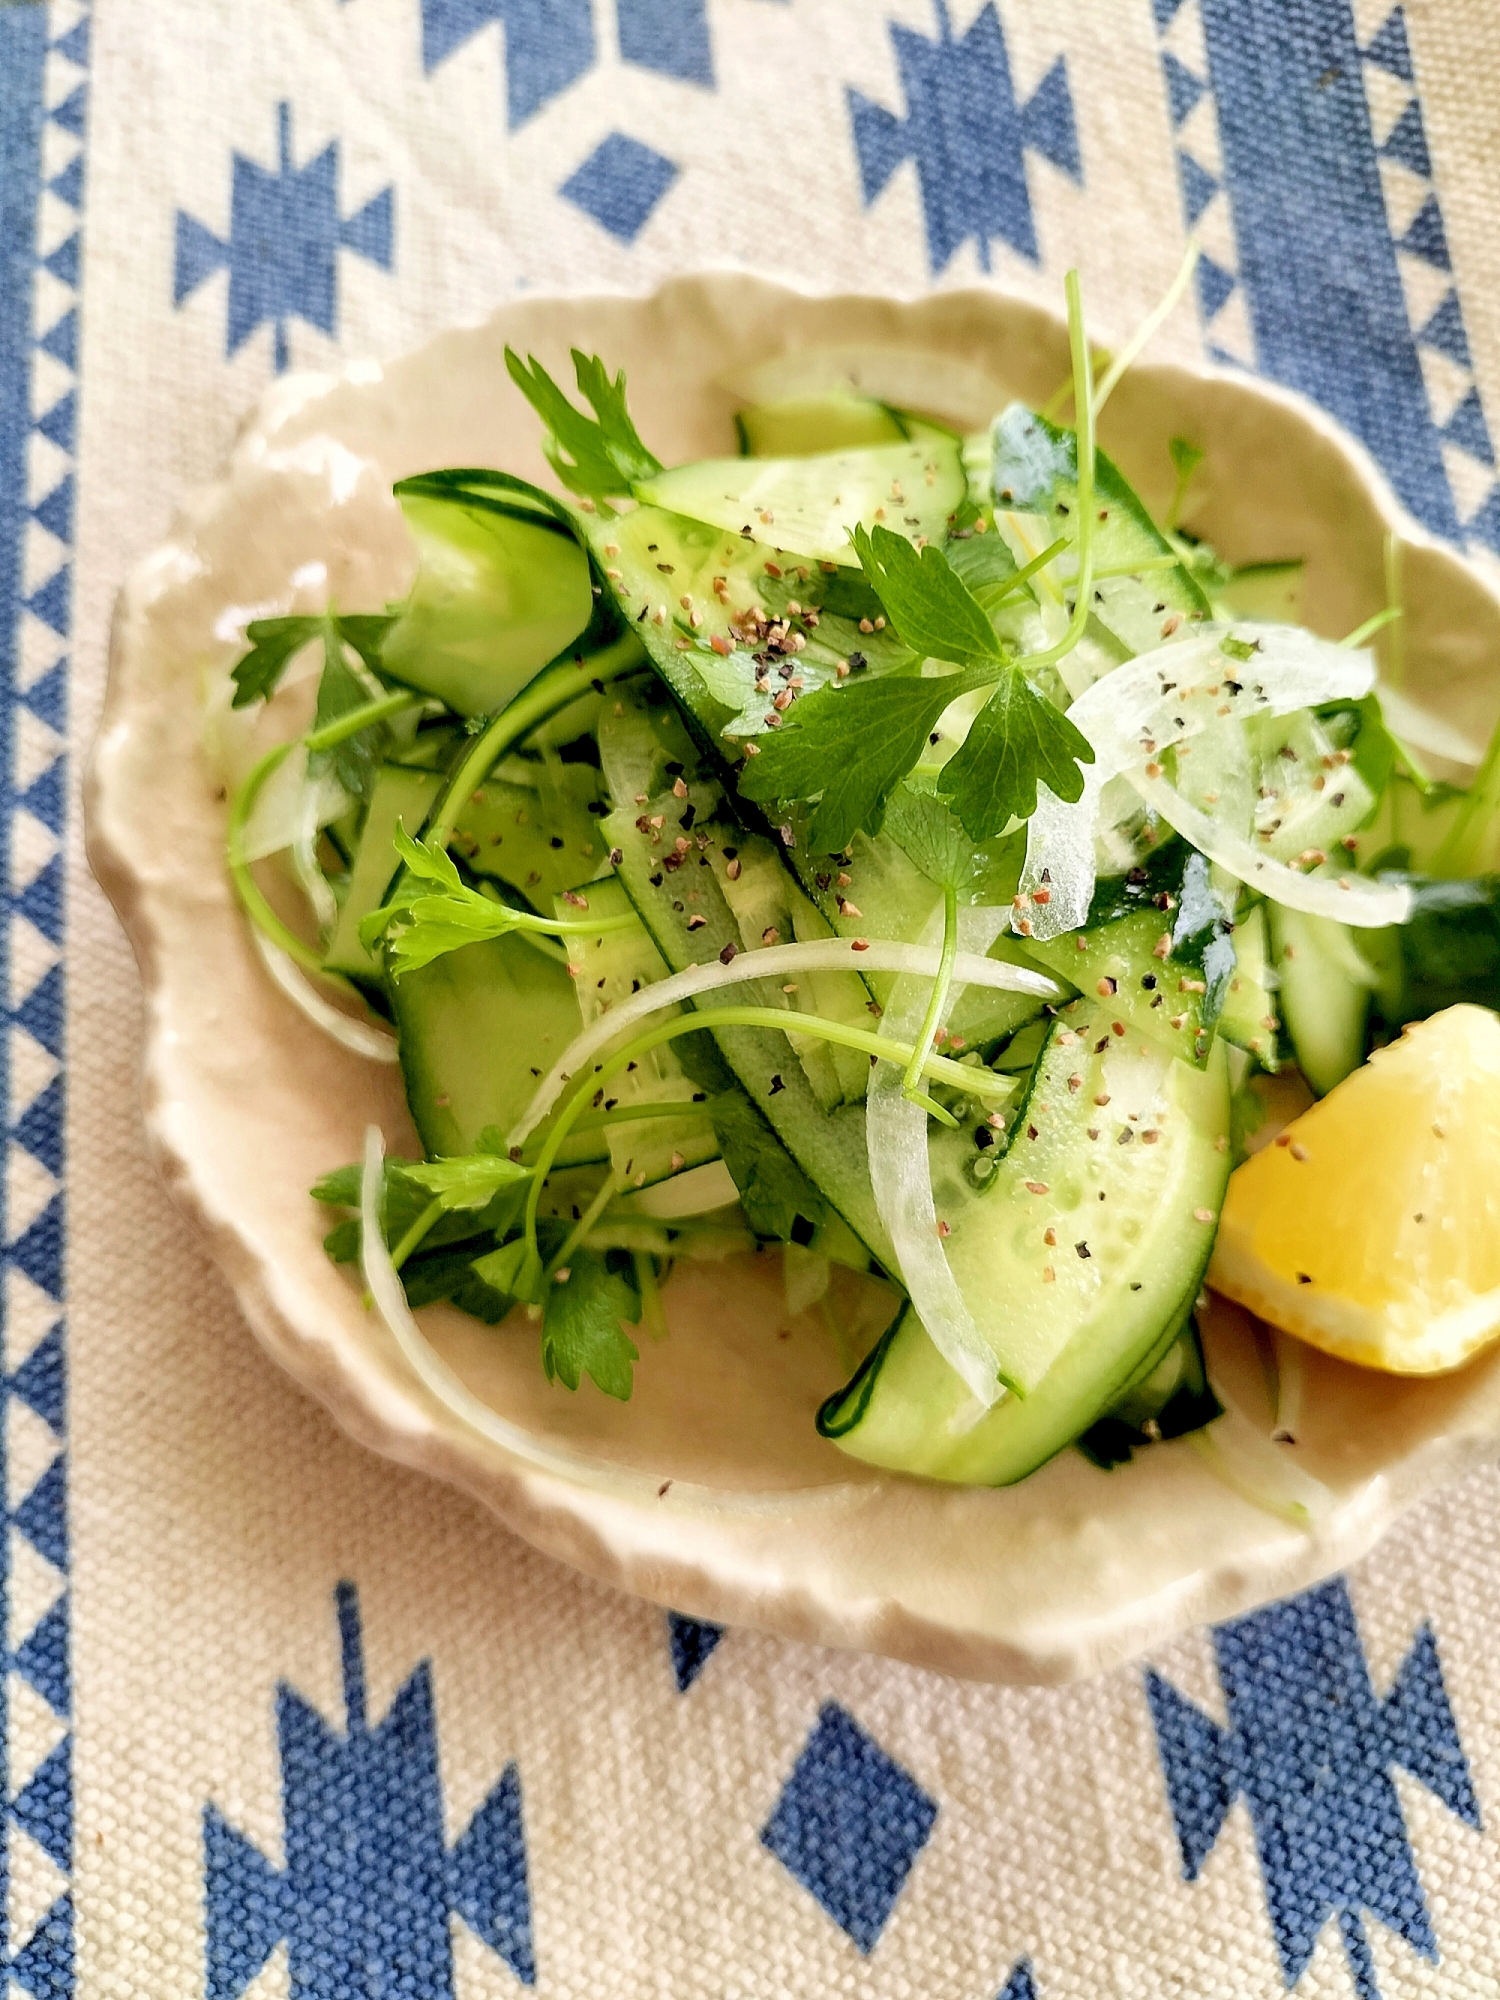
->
xmin=559 ymin=132 xmax=678 ymax=243
xmin=761 ymin=1702 xmax=937 ymax=1954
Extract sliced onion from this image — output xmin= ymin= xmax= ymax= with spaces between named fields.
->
xmin=359 ymin=1127 xmax=611 ymax=1480
xmin=867 ymin=907 xmax=1014 ymax=1410
xmin=1021 ymin=624 xmax=1379 ymax=938
xmin=241 ymin=742 xmax=349 ymax=863
xmin=1269 ymin=1328 xmax=1306 ymax=1445
xmin=1131 ymin=773 xmax=1412 ymax=925
xmin=509 ymin=936 xmax=1061 ymax=1146
xmin=1187 ymin=1368 xmax=1333 ymax=1530
xmin=1377 ymin=683 xmax=1486 ymax=768
xmin=292 ymin=771 xmax=340 ymax=935
xmin=252 ymin=931 xmax=400 ymax=1061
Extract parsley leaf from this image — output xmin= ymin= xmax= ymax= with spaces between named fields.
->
xmin=401 ymin=1153 xmax=530 ymax=1210
xmin=851 ymin=525 xmax=1002 ymax=664
xmin=936 ymin=666 xmax=1095 ymax=840
xmin=308 ymin=626 xmax=389 ymax=805
xmin=881 ymin=778 xmax=969 ymax=889
xmin=505 ymin=347 xmax=661 ymax=507
xmin=231 ymin=616 xmax=323 ymax=707
xmin=540 ymin=1250 xmax=640 ymax=1399
xmin=738 ymin=674 xmax=956 ymax=852
xmin=401 ymin=1248 xmax=514 ymax=1323
xmin=231 ymin=611 xmax=395 ymax=710
xmin=335 ymin=613 xmax=396 ymax=676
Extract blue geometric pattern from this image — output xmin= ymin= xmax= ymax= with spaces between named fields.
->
xmin=997 ymin=1961 xmax=1038 ymax=2000
xmin=617 ymin=0 xmax=714 ymax=86
xmin=1157 ymin=0 xmax=1500 ymax=554
xmin=666 ymin=1611 xmax=723 ymax=1692
xmin=203 ymin=1583 xmax=534 ymax=1997
xmin=1146 ymin=1578 xmax=1480 ymax=1997
xmin=761 ymin=1702 xmax=937 ymax=1953
xmin=173 ymin=102 xmax=394 ymax=374
xmin=847 ymin=1 xmax=1079 ymax=273
xmin=0 ymin=3 xmax=81 ymax=1991
xmin=560 ymin=132 xmax=679 ymax=243
xmin=420 ymin=0 xmax=596 ymax=125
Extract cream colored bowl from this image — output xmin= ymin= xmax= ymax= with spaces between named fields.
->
xmin=86 ymin=274 xmax=1500 ymax=1684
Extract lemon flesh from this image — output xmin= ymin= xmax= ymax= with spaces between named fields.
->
xmin=1209 ymin=1003 xmax=1500 ymax=1373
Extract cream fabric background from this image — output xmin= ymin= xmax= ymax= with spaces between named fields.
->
xmin=33 ymin=0 xmax=1500 ymax=1991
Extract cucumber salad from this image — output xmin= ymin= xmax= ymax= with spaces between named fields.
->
xmin=219 ymin=270 xmax=1500 ymax=1500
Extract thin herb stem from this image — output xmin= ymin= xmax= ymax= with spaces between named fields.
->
xmin=390 ymin=1197 xmax=445 ymax=1272
xmin=427 ymin=630 xmax=645 ymax=848
xmin=1001 ymin=517 xmax=1065 ymax=606
xmin=511 ymin=926 xmax=572 ymax=967
xmin=1092 ymin=238 xmax=1201 ymax=421
xmin=1017 ymin=271 xmax=1097 ymax=679
xmin=524 ymin=1099 xmax=709 ymax=1154
xmin=304 ymin=689 xmax=422 ymax=753
xmin=1434 ymin=705 xmax=1500 ymax=876
xmin=546 ymin=1168 xmax=622 ymax=1279
xmin=1383 ymin=531 xmax=1405 ymax=691
xmin=1039 ymin=344 xmax=1110 ymax=424
xmin=634 ymin=1251 xmax=668 ymax=1341
xmin=521 ymin=1005 xmax=1014 ymax=1267
xmin=903 ymin=881 xmax=959 ymax=1109
xmin=990 ymin=535 xmax=1069 ymax=602
xmin=227 ymin=741 xmax=362 ymax=992
xmin=1089 ymin=550 xmax=1212 ymax=582
xmin=1164 ymin=466 xmax=1197 ymax=534
xmin=1340 ymin=606 xmax=1401 ymax=651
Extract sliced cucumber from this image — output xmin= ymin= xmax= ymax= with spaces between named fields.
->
xmin=793 ymin=826 xmax=1046 ymax=1053
xmin=819 ymin=1034 xmax=1230 ymax=1482
xmin=716 ymin=843 xmax=871 ymax=1108
xmin=604 ymin=795 xmax=890 ymax=1264
xmin=633 ymin=437 xmax=966 ymax=566
xmin=1075 ymin=1313 xmax=1220 ymax=1469
xmin=1270 ymin=904 xmax=1371 ymax=1095
xmin=324 ymin=761 xmax=445 ymax=979
xmin=1023 ymin=842 xmax=1235 ymax=1062
xmin=382 ymin=493 xmax=593 ymax=717
xmin=1216 ymin=902 xmax=1280 ymax=1069
xmin=990 ymin=405 xmax=1211 ymax=656
xmin=454 ymin=760 xmax=610 ymax=903
xmin=1216 ymin=559 xmax=1305 ymax=624
xmin=735 ymin=395 xmax=906 ymax=457
xmin=561 ymin=876 xmax=720 ymax=1189
xmin=1249 ymin=708 xmax=1376 ymax=865
xmin=393 ymin=933 xmax=580 ymax=1157
xmin=940 ymin=1004 xmax=1228 ymax=1394
xmin=1362 ymin=872 xmax=1500 ymax=1028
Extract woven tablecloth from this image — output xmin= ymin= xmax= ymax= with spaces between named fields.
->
xmin=3 ymin=0 xmax=1499 ymax=1991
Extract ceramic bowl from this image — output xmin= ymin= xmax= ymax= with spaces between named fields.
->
xmin=86 ymin=273 xmax=1500 ymax=1684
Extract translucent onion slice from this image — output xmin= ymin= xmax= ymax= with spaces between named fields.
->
xmin=1187 ymin=1359 xmax=1333 ymax=1529
xmin=359 ymin=1127 xmax=630 ymax=1487
xmin=359 ymin=1129 xmax=836 ymax=1502
xmin=1130 ymin=773 xmax=1413 ymax=926
xmin=252 ymin=931 xmax=400 ymax=1061
xmin=1020 ymin=624 xmax=1378 ymax=939
xmin=1376 ymin=683 xmax=1486 ymax=768
xmin=866 ymin=907 xmax=1015 ymax=1408
xmin=241 ymin=743 xmax=349 ymax=863
xmin=509 ymin=937 xmax=1061 ymax=1147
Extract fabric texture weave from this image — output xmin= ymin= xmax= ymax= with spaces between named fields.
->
xmin=2 ymin=0 xmax=1499 ymax=1992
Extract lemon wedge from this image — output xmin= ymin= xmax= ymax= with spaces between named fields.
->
xmin=1209 ymin=1003 xmax=1500 ymax=1373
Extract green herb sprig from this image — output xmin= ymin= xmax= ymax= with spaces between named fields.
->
xmin=738 ymin=270 xmax=1101 ymax=851
xmin=360 ymin=826 xmax=638 ymax=973
xmin=504 ymin=347 xmax=661 ymax=509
